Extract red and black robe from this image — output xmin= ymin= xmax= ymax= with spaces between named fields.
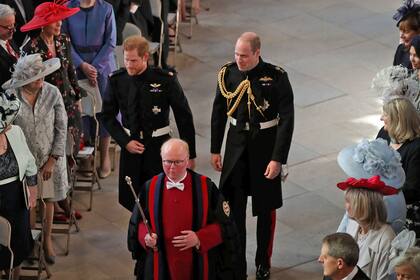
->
xmin=128 ymin=170 xmax=241 ymax=280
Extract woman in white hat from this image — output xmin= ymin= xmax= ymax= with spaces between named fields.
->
xmin=0 ymin=92 xmax=38 ymax=278
xmin=3 ymin=53 xmax=68 ymax=265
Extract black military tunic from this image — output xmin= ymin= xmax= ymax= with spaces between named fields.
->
xmin=100 ymin=68 xmax=143 ymax=211
xmin=125 ymin=66 xmax=196 ymax=204
xmin=101 ymin=66 xmax=196 ymax=211
xmin=211 ymin=58 xmax=294 ymax=216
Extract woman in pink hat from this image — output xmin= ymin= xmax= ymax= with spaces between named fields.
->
xmin=21 ymin=0 xmax=85 ymax=223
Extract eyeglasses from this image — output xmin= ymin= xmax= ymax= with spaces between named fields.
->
xmin=0 ymin=24 xmax=16 ymax=32
xmin=162 ymin=159 xmax=187 ymax=166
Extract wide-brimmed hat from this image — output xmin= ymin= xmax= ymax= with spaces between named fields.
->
xmin=337 ymin=138 xmax=405 ymax=189
xmin=0 ymin=92 xmax=20 ymax=133
xmin=337 ymin=176 xmax=399 ymax=196
xmin=2 ymin=54 xmax=61 ymax=90
xmin=20 ymin=0 xmax=79 ymax=32
xmin=393 ymin=0 xmax=420 ymax=26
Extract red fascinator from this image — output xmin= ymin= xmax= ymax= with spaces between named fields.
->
xmin=337 ymin=175 xmax=399 ymax=196
xmin=21 ymin=0 xmax=79 ymax=32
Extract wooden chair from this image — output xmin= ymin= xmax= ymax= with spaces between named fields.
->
xmin=73 ymin=91 xmax=101 ymax=211
xmin=0 ymin=216 xmax=13 ymax=280
xmin=20 ymin=197 xmax=52 ymax=280
xmin=168 ymin=0 xmax=182 ymax=65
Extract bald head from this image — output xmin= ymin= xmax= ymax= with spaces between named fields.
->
xmin=161 ymin=138 xmax=189 ymax=157
xmin=237 ymin=32 xmax=261 ymax=53
xmin=161 ymin=138 xmax=190 ymax=182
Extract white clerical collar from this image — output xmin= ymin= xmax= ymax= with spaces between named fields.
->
xmin=342 ymin=266 xmax=358 ymax=280
xmin=166 ymin=172 xmax=188 ymax=187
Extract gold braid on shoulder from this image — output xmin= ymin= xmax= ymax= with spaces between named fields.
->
xmin=218 ymin=66 xmax=266 ymax=119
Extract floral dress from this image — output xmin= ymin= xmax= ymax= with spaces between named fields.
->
xmin=23 ymin=34 xmax=86 ymax=156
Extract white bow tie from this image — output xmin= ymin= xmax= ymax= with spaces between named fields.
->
xmin=166 ymin=181 xmax=184 ymax=191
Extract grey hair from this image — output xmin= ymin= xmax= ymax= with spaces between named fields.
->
xmin=12 ymin=54 xmax=46 ymax=85
xmin=394 ymin=247 xmax=420 ymax=275
xmin=322 ymin=233 xmax=359 ymax=267
xmin=0 ymin=4 xmax=15 ymax=19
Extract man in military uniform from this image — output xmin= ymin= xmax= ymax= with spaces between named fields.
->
xmin=100 ymin=35 xmax=196 ymax=212
xmin=210 ymin=32 xmax=294 ymax=280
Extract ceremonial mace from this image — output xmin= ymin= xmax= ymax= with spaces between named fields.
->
xmin=125 ymin=176 xmax=152 ymax=235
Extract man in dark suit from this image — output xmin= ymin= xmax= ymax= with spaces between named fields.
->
xmin=0 ymin=0 xmax=33 ymax=46
xmin=0 ymin=3 xmax=19 ymax=87
xmin=320 ymin=233 xmax=370 ymax=280
xmin=211 ymin=32 xmax=294 ymax=280
xmin=105 ymin=0 xmax=130 ymax=45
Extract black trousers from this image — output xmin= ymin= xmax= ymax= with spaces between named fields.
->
xmin=223 ymin=151 xmax=276 ymax=278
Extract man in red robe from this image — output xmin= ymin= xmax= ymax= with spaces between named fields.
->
xmin=128 ymin=138 xmax=240 ymax=280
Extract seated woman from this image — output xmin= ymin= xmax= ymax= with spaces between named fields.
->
xmin=378 ymin=98 xmax=420 ymax=236
xmin=336 ymin=138 xmax=406 ymax=279
xmin=394 ymin=247 xmax=420 ymax=280
xmin=337 ymin=176 xmax=397 ymax=280
xmin=3 ymin=54 xmax=68 ymax=265
xmin=0 ymin=92 xmax=38 ymax=278
xmin=393 ymin=1 xmax=420 ymax=68
xmin=337 ymin=138 xmax=407 ymax=234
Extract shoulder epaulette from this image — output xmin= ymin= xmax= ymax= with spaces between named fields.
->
xmin=109 ymin=67 xmax=126 ymax=78
xmin=220 ymin=61 xmax=235 ymax=69
xmin=266 ymin=63 xmax=285 ymax=74
xmin=152 ymin=67 xmax=176 ymax=77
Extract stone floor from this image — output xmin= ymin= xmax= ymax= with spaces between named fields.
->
xmin=41 ymin=0 xmax=401 ymax=278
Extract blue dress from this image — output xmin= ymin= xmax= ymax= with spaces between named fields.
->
xmin=62 ymin=0 xmax=117 ymax=96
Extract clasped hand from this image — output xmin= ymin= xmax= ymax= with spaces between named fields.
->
xmin=145 ymin=230 xmax=200 ymax=251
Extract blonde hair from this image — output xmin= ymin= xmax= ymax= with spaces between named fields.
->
xmin=345 ymin=188 xmax=387 ymax=231
xmin=383 ymin=97 xmax=420 ymax=143
xmin=394 ymin=247 xmax=420 ymax=275
xmin=123 ymin=35 xmax=149 ymax=57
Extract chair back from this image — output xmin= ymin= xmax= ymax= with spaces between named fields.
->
xmin=149 ymin=0 xmax=162 ymax=18
xmin=123 ymin=22 xmax=142 ymax=39
xmin=0 ymin=216 xmax=14 ymax=280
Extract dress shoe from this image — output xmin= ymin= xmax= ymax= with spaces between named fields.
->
xmin=44 ymin=254 xmax=55 ymax=265
xmin=256 ymin=265 xmax=270 ymax=280
xmin=97 ymin=168 xmax=111 ymax=179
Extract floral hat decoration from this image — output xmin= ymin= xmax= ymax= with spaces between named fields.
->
xmin=0 ymin=92 xmax=20 ymax=133
xmin=337 ymin=138 xmax=405 ymax=189
xmin=1 ymin=54 xmax=61 ymax=90
xmin=337 ymin=176 xmax=399 ymax=196
xmin=371 ymin=65 xmax=420 ymax=112
xmin=393 ymin=0 xmax=420 ymax=26
xmin=20 ymin=0 xmax=79 ymax=32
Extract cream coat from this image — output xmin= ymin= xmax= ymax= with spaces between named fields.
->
xmin=5 ymin=125 xmax=38 ymax=182
xmin=346 ymin=219 xmax=395 ymax=280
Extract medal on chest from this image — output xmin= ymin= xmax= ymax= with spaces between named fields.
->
xmin=152 ymin=106 xmax=161 ymax=115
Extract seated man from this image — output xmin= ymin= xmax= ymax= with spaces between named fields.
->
xmin=319 ymin=233 xmax=370 ymax=280
xmin=128 ymin=138 xmax=240 ymax=280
